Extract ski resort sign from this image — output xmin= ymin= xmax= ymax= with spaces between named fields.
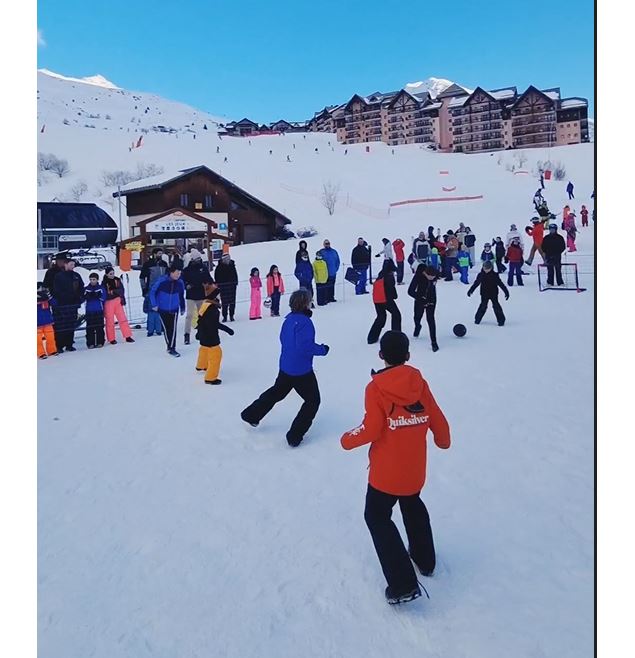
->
xmin=146 ymin=212 xmax=208 ymax=233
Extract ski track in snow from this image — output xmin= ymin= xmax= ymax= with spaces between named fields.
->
xmin=38 ymin=73 xmax=594 ymax=658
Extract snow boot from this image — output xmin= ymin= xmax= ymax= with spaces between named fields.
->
xmin=110 ymin=340 xmax=117 ymax=345
xmin=286 ymin=433 xmax=303 ymax=448
xmin=240 ymin=410 xmax=259 ymax=427
xmin=413 ymin=324 xmax=421 ymax=338
xmin=125 ymin=337 xmax=135 ymax=343
xmin=168 ymin=349 xmax=181 ymax=357
xmin=184 ymin=333 xmax=190 ymax=345
xmin=385 ymin=585 xmax=421 ymax=605
xmin=431 ymin=341 xmax=439 ymax=352
xmin=205 ymin=379 xmax=222 ymax=385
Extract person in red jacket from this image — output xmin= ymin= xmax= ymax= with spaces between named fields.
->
xmin=524 ymin=217 xmax=545 ymax=266
xmin=580 ymin=205 xmax=589 ymax=227
xmin=367 ymin=260 xmax=401 ymax=344
xmin=392 ymin=238 xmax=406 ymax=285
xmin=505 ymin=237 xmax=525 ymax=286
xmin=341 ymin=331 xmax=451 ymax=605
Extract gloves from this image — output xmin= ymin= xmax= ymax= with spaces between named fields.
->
xmin=322 ymin=344 xmax=330 ymax=355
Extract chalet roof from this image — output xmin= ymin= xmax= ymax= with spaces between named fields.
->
xmin=422 ymin=101 xmax=442 ymax=111
xmin=235 ymin=118 xmax=259 ymax=126
xmin=271 ymin=119 xmax=292 ymax=126
xmin=448 ymin=95 xmax=469 ymax=108
xmin=386 ymin=89 xmax=425 ymax=109
xmin=112 ymin=166 xmax=292 ymax=224
xmin=542 ymin=88 xmax=561 ymax=101
xmin=510 ymin=85 xmax=558 ymax=108
xmin=436 ymin=83 xmax=471 ymax=99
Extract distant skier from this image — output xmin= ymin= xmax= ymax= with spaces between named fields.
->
xmin=467 ymin=261 xmax=509 ymax=326
xmin=216 ymin=146 xmax=220 ymax=154
xmin=286 ymin=155 xmax=291 ymax=162
xmin=566 ymin=181 xmax=575 ymax=200
xmin=240 ymin=289 xmax=329 ymax=447
xmin=540 ymin=171 xmax=545 ymax=189
xmin=340 ymin=330 xmax=451 ymax=605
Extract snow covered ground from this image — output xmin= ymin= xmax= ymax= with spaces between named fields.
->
xmin=37 ymin=73 xmax=595 ymax=658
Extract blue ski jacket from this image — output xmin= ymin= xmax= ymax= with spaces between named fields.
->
xmin=279 ymin=311 xmax=327 ymax=376
xmin=294 ymin=260 xmax=314 ymax=286
xmin=318 ymin=247 xmax=340 ymax=277
xmin=84 ymin=283 xmax=106 ymax=313
xmin=150 ymin=275 xmax=186 ymax=313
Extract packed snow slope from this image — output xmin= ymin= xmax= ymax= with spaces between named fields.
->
xmin=38 ymin=73 xmax=595 ymax=658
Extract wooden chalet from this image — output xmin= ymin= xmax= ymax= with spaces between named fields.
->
xmin=113 ymin=165 xmax=292 ymax=262
xmin=223 ymin=118 xmax=259 ymax=136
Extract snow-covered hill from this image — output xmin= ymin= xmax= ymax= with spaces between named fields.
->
xmin=37 ymin=71 xmax=595 ymax=658
xmin=404 ymin=76 xmax=458 ymax=97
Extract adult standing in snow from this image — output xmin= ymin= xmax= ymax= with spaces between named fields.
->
xmin=412 ymin=232 xmax=429 ymax=267
xmin=463 ymin=227 xmax=476 ymax=267
xmin=504 ymin=224 xmax=524 ymax=249
xmin=214 ymin=253 xmax=239 ymax=322
xmin=467 ymin=261 xmax=509 ymax=326
xmin=524 ymin=217 xmax=545 ymax=266
xmin=408 ymin=265 xmax=439 ymax=352
xmin=150 ymin=265 xmax=186 ymax=357
xmin=240 ymin=289 xmax=329 ymax=447
xmin=566 ymin=181 xmax=575 ymax=200
xmin=318 ymin=239 xmax=340 ymax=303
xmin=340 ymin=330 xmax=451 ymax=605
xmin=140 ymin=247 xmax=168 ymax=337
xmin=542 ymin=223 xmax=566 ymax=287
xmin=52 ymin=257 xmax=84 ymax=352
xmin=181 ymin=250 xmax=213 ymax=344
xmin=295 ymin=240 xmax=309 ymax=265
xmin=368 ymin=259 xmax=401 ymax=344
xmin=43 ymin=252 xmax=68 ymax=293
xmin=455 ymin=223 xmax=467 ymax=248
xmin=375 ymin=238 xmax=394 ymax=262
xmin=351 ymin=237 xmax=371 ymax=295
xmin=392 ymin=238 xmax=406 ymax=285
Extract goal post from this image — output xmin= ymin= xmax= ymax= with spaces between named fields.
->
xmin=537 ymin=263 xmax=586 ymax=292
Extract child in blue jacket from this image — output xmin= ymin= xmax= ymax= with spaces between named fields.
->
xmin=150 ymin=266 xmax=186 ymax=356
xmin=294 ymin=254 xmax=314 ymax=301
xmin=457 ymin=247 xmax=471 ymax=284
xmin=84 ymin=272 xmax=106 ymax=348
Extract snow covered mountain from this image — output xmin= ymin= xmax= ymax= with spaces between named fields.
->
xmin=404 ymin=76 xmax=458 ymax=97
xmin=38 ymin=68 xmax=121 ymax=89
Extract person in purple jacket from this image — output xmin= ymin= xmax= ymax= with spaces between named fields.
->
xmin=240 ymin=289 xmax=329 ymax=447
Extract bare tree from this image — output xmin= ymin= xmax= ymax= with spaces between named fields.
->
xmin=70 ymin=180 xmax=88 ymax=201
xmin=516 ymin=151 xmax=528 ymax=168
xmin=320 ymin=181 xmax=341 ymax=216
xmin=553 ymin=161 xmax=567 ymax=181
xmin=50 ymin=157 xmax=70 ymax=178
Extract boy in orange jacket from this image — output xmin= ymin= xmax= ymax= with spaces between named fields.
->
xmin=341 ymin=330 xmax=451 ymax=605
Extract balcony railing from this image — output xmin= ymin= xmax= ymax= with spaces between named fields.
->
xmin=512 ymin=126 xmax=556 ymax=139
xmin=511 ymin=114 xmax=556 ymax=128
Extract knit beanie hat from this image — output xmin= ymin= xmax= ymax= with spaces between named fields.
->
xmin=380 ymin=331 xmax=409 ymax=366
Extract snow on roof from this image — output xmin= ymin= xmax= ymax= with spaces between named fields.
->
xmin=448 ymin=96 xmax=468 ymax=108
xmin=560 ymin=98 xmax=587 ymax=109
xmin=489 ymin=88 xmax=516 ymax=100
xmin=423 ymin=102 xmax=442 ymax=110
xmin=544 ymin=91 xmax=560 ymax=101
xmin=118 ymin=170 xmax=184 ymax=194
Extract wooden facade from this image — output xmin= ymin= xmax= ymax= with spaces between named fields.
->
xmin=114 ymin=166 xmax=291 ymax=246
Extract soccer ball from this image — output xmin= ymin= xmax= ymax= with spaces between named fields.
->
xmin=453 ymin=323 xmax=467 ymax=337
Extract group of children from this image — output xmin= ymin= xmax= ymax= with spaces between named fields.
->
xmin=37 ymin=261 xmax=135 ymax=359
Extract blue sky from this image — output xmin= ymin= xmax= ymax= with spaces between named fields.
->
xmin=37 ymin=0 xmax=594 ymax=122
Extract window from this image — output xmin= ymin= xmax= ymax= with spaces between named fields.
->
xmin=42 ymin=234 xmax=58 ymax=249
xmin=179 ymin=193 xmax=189 ymax=207
xmin=204 ymin=194 xmax=214 ymax=209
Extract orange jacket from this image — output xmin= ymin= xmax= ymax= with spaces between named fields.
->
xmin=266 ymin=273 xmax=285 ymax=296
xmin=341 ymin=365 xmax=451 ymax=495
xmin=525 ymin=222 xmax=544 ymax=247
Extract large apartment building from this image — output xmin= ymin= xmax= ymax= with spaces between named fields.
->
xmin=309 ymin=83 xmax=589 ymax=153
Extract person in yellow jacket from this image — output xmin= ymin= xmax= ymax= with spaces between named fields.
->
xmin=312 ymin=252 xmax=329 ymax=306
xmin=195 ymin=282 xmax=234 ymax=385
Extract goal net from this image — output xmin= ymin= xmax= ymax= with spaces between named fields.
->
xmin=537 ymin=263 xmax=585 ymax=291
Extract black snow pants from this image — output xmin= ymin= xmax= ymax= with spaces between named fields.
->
xmin=85 ymin=311 xmax=105 ymax=347
xmin=241 ymin=370 xmax=321 ymax=446
xmin=413 ymin=300 xmax=436 ymax=343
xmin=159 ymin=311 xmax=179 ymax=351
xmin=364 ymin=484 xmax=436 ymax=592
xmin=368 ymin=301 xmax=401 ymax=344
xmin=475 ymin=295 xmax=505 ymax=325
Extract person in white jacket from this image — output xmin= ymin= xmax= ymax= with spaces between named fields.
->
xmin=505 ymin=224 xmax=525 ymax=249
xmin=375 ymin=238 xmax=394 ymax=261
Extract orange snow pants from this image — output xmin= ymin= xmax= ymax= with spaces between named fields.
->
xmin=104 ymin=298 xmax=132 ymax=342
xmin=37 ymin=324 xmax=57 ymax=357
xmin=196 ymin=345 xmax=223 ymax=382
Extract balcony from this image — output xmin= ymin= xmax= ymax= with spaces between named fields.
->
xmin=511 ymin=113 xmax=556 ymax=128
xmin=512 ymin=126 xmax=556 ymax=139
